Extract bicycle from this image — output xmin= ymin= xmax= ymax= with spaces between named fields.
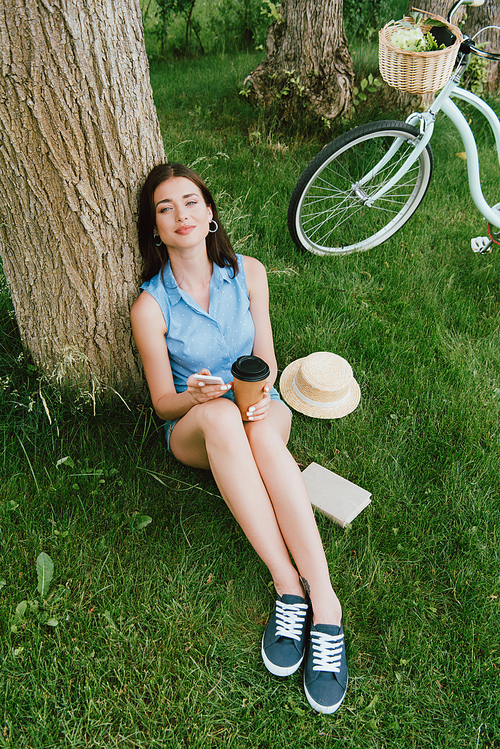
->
xmin=287 ymin=0 xmax=500 ymax=257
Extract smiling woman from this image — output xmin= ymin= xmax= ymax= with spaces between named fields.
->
xmin=153 ymin=178 xmax=213 ymax=254
xmin=130 ymin=161 xmax=350 ymax=715
xmin=136 ymin=163 xmax=238 ymax=283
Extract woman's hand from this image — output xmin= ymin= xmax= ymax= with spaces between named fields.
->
xmin=245 ymin=385 xmax=271 ymax=422
xmin=186 ymin=369 xmax=231 ymax=405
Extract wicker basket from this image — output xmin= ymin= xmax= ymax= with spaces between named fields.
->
xmin=379 ymin=11 xmax=462 ymax=94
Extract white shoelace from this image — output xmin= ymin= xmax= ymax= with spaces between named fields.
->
xmin=310 ymin=630 xmax=344 ymax=673
xmin=274 ymin=600 xmax=309 ymax=641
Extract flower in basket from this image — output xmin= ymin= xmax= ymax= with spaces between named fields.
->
xmin=390 ymin=12 xmax=448 ymax=52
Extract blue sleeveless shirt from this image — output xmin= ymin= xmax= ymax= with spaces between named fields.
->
xmin=140 ymin=254 xmax=255 ymax=392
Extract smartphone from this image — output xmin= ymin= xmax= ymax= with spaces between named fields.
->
xmin=191 ymin=374 xmax=225 ymax=385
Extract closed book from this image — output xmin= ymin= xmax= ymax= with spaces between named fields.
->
xmin=302 ymin=462 xmax=372 ymax=528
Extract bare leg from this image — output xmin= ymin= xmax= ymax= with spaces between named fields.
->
xmin=244 ymin=402 xmax=342 ymax=625
xmin=170 ymin=397 xmax=342 ymax=625
xmin=170 ymin=397 xmax=303 ymax=596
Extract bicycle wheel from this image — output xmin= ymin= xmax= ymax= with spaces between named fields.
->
xmin=288 ymin=120 xmax=433 ymax=256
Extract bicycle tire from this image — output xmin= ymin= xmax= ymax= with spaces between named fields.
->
xmin=288 ymin=120 xmax=434 ymax=256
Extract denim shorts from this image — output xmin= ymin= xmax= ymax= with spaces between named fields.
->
xmin=164 ymin=386 xmax=288 ymax=453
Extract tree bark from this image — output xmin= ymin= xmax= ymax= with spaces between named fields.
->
xmin=462 ymin=0 xmax=500 ymax=91
xmin=0 ymin=0 xmax=165 ymax=391
xmin=244 ymin=0 xmax=354 ymax=122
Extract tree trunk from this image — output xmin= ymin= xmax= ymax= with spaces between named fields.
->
xmin=463 ymin=0 xmax=500 ymax=91
xmin=0 ymin=0 xmax=165 ymax=391
xmin=384 ymin=0 xmax=500 ymax=112
xmin=244 ymin=0 xmax=354 ymax=122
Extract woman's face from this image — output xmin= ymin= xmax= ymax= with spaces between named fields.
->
xmin=153 ymin=176 xmax=213 ymax=253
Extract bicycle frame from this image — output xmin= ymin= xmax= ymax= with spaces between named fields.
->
xmin=361 ymin=63 xmax=500 ymax=229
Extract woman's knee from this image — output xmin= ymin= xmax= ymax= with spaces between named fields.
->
xmin=245 ymin=402 xmax=291 ymax=448
xmin=196 ymin=397 xmax=244 ymax=441
xmin=170 ymin=398 xmax=243 ymax=468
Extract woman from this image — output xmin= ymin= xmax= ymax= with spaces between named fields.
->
xmin=131 ymin=163 xmax=348 ymax=714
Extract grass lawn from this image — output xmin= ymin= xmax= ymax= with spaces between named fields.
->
xmin=1 ymin=52 xmax=499 ymax=748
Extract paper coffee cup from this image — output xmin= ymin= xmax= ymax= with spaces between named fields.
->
xmin=231 ymin=355 xmax=270 ymax=420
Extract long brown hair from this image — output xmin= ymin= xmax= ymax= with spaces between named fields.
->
xmin=137 ymin=163 xmax=238 ymax=282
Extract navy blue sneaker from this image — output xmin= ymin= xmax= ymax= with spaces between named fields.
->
xmin=261 ymin=594 xmax=310 ymax=677
xmin=303 ymin=622 xmax=348 ymax=714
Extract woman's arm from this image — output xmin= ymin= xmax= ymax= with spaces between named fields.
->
xmin=241 ymin=256 xmax=278 ymax=423
xmin=243 ymin=255 xmax=278 ymax=386
xmin=131 ymin=292 xmax=229 ymax=420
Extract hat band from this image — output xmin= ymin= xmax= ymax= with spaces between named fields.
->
xmin=292 ymin=377 xmax=350 ymax=409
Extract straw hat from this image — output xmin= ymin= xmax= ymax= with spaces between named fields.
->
xmin=279 ymin=352 xmax=360 ymax=419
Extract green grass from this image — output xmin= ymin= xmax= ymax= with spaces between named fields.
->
xmin=1 ymin=53 xmax=500 ymax=748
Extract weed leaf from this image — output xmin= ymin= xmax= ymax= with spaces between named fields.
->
xmin=56 ymin=456 xmax=75 ymax=469
xmin=11 ymin=600 xmax=28 ymax=632
xmin=134 ymin=515 xmax=153 ymax=531
xmin=14 ymin=600 xmax=28 ymax=622
xmin=36 ymin=552 xmax=54 ymax=597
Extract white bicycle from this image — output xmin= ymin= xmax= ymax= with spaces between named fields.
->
xmin=287 ymin=0 xmax=500 ymax=256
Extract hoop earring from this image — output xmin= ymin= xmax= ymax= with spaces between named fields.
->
xmin=154 ymin=234 xmax=163 ymax=247
xmin=208 ymin=220 xmax=218 ymax=234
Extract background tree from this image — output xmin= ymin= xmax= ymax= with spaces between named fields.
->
xmin=244 ymin=0 xmax=354 ymax=123
xmin=462 ymin=0 xmax=500 ymax=91
xmin=0 ymin=0 xmax=165 ymax=391
xmin=155 ymin=0 xmax=204 ymax=56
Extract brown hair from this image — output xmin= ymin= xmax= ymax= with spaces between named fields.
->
xmin=137 ymin=163 xmax=238 ymax=282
